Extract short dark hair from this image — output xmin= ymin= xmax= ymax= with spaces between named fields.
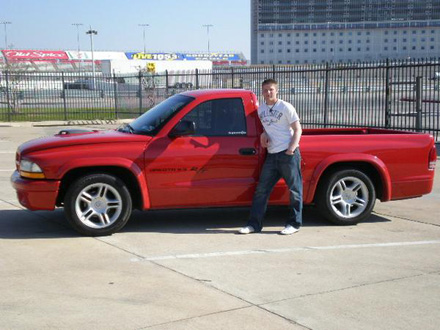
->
xmin=262 ymin=79 xmax=278 ymax=87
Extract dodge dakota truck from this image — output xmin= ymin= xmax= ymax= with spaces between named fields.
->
xmin=11 ymin=89 xmax=437 ymax=236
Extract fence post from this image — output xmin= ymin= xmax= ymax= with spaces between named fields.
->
xmin=113 ymin=72 xmax=119 ymax=119
xmin=5 ymin=70 xmax=11 ymax=122
xmin=61 ymin=72 xmax=67 ymax=121
xmin=195 ymin=69 xmax=199 ymax=89
xmin=415 ymin=76 xmax=422 ymax=132
xmin=165 ymin=70 xmax=169 ymax=96
xmin=323 ymin=62 xmax=330 ymax=128
xmin=273 ymin=64 xmax=276 ymax=80
xmin=138 ymin=71 xmax=143 ymax=115
xmin=385 ymin=58 xmax=391 ymax=128
xmin=231 ymin=68 xmax=234 ymax=88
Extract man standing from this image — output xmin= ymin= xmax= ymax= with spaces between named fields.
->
xmin=239 ymin=79 xmax=303 ymax=235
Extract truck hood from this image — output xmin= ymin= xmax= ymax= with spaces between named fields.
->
xmin=18 ymin=129 xmax=152 ymax=155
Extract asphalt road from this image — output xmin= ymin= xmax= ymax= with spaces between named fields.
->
xmin=1 ymin=123 xmax=439 ymax=330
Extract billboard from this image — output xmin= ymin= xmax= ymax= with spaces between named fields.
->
xmin=2 ymin=50 xmax=69 ymax=61
xmin=125 ymin=52 xmax=243 ymax=61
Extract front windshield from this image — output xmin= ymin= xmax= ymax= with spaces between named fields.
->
xmin=129 ymin=94 xmax=194 ymax=135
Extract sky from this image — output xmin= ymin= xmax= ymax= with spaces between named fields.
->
xmin=2 ymin=0 xmax=251 ymax=58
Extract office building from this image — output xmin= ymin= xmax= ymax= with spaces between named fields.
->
xmin=251 ymin=0 xmax=440 ymax=64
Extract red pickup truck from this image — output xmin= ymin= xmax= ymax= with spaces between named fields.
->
xmin=11 ymin=89 xmax=437 ymax=236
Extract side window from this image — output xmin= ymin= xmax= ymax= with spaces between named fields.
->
xmin=182 ymin=98 xmax=247 ymax=136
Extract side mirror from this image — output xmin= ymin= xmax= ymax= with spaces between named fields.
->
xmin=169 ymin=120 xmax=196 ymax=137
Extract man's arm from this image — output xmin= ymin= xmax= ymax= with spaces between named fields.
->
xmin=286 ymin=120 xmax=302 ymax=155
xmin=260 ymin=131 xmax=269 ymax=148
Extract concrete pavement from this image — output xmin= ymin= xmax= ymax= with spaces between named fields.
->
xmin=0 ymin=123 xmax=439 ymax=330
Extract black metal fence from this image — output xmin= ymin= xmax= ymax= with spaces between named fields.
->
xmin=1 ymin=59 xmax=439 ymax=141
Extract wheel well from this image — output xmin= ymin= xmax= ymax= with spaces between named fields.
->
xmin=314 ymin=162 xmax=383 ymax=202
xmin=56 ymin=166 xmax=143 ymax=209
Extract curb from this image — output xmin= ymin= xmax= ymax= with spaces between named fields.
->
xmin=0 ymin=119 xmax=134 ymax=128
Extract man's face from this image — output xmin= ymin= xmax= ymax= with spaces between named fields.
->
xmin=262 ymin=83 xmax=278 ymax=104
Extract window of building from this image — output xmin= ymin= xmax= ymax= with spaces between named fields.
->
xmin=287 ymin=49 xmax=291 ymax=53
xmin=313 ymin=48 xmax=317 ymax=52
xmin=348 ymin=48 xmax=352 ymax=52
xmin=278 ymin=41 xmax=282 ymax=45
xmin=357 ymin=32 xmax=362 ymax=36
xmin=295 ymin=49 xmax=299 ymax=53
xmin=182 ymin=98 xmax=246 ymax=136
xmin=304 ymin=49 xmax=308 ymax=52
xmin=305 ymin=40 xmax=308 ymax=44
xmin=269 ymin=41 xmax=274 ymax=45
xmin=278 ymin=49 xmax=282 ymax=53
xmin=421 ymin=30 xmax=426 ymax=34
xmin=261 ymin=42 xmax=264 ymax=45
xmin=260 ymin=34 xmax=264 ymax=37
xmin=260 ymin=49 xmax=265 ymax=53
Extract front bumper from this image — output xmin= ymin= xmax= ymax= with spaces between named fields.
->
xmin=10 ymin=170 xmax=61 ymax=210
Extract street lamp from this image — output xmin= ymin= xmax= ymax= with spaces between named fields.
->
xmin=202 ymin=24 xmax=213 ymax=53
xmin=86 ymin=26 xmax=98 ymax=80
xmin=72 ymin=23 xmax=83 ymax=72
xmin=138 ymin=24 xmax=149 ymax=54
xmin=1 ymin=21 xmax=12 ymax=49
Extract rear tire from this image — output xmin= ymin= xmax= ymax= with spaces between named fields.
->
xmin=316 ymin=169 xmax=376 ymax=225
xmin=64 ymin=173 xmax=132 ymax=236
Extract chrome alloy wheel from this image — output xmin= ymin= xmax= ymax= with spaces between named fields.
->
xmin=329 ymin=176 xmax=369 ymax=219
xmin=74 ymin=183 xmax=123 ymax=229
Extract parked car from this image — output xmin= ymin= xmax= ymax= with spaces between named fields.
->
xmin=11 ymin=89 xmax=437 ymax=236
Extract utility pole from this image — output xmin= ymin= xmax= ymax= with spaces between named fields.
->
xmin=202 ymin=24 xmax=213 ymax=53
xmin=86 ymin=26 xmax=98 ymax=82
xmin=72 ymin=23 xmax=83 ymax=72
xmin=138 ymin=24 xmax=149 ymax=54
xmin=1 ymin=21 xmax=12 ymax=49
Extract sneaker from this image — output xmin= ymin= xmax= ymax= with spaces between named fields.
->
xmin=280 ymin=225 xmax=299 ymax=235
xmin=238 ymin=226 xmax=255 ymax=234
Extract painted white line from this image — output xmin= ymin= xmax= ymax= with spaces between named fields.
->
xmin=145 ymin=240 xmax=440 ymax=261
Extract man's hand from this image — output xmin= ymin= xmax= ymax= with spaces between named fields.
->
xmin=260 ymin=132 xmax=270 ymax=148
xmin=285 ymin=148 xmax=296 ymax=155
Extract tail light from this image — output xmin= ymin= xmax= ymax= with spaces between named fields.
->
xmin=428 ymin=145 xmax=437 ymax=170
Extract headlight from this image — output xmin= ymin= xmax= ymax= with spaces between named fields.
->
xmin=19 ymin=160 xmax=45 ymax=179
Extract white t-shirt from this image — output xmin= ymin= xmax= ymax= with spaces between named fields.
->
xmin=258 ymin=99 xmax=300 ymax=154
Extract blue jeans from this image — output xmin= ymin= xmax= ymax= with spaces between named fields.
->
xmin=247 ymin=149 xmax=303 ymax=232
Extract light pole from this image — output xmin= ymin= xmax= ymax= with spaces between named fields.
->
xmin=1 ymin=21 xmax=12 ymax=49
xmin=72 ymin=23 xmax=83 ymax=72
xmin=86 ymin=26 xmax=98 ymax=81
xmin=138 ymin=24 xmax=149 ymax=54
xmin=202 ymin=24 xmax=213 ymax=53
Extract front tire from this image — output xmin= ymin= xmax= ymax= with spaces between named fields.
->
xmin=64 ymin=173 xmax=132 ymax=236
xmin=316 ymin=169 xmax=376 ymax=225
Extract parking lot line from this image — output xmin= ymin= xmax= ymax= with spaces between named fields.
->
xmin=143 ymin=240 xmax=440 ymax=261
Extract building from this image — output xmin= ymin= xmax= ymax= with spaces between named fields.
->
xmin=251 ymin=0 xmax=440 ymax=65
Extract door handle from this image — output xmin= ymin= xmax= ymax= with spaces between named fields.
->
xmin=239 ymin=148 xmax=257 ymax=155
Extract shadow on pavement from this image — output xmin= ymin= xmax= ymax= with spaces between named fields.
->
xmin=0 ymin=206 xmax=391 ymax=239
